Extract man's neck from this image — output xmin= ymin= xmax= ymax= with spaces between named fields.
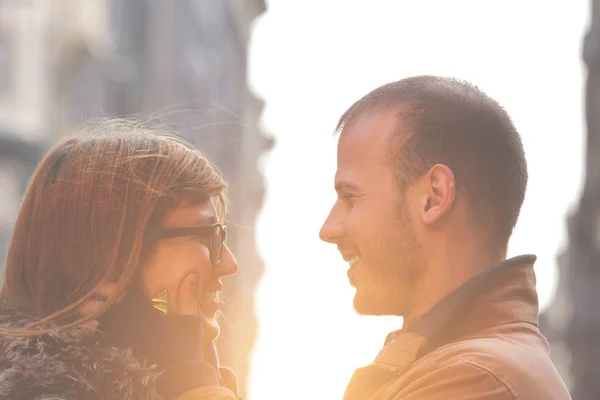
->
xmin=403 ymin=246 xmax=506 ymax=325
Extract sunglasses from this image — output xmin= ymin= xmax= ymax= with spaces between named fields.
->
xmin=147 ymin=224 xmax=227 ymax=266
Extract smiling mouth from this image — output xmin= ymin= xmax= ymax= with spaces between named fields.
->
xmin=348 ymin=256 xmax=361 ymax=266
xmin=204 ymin=291 xmax=219 ymax=302
xmin=199 ymin=288 xmax=221 ymax=318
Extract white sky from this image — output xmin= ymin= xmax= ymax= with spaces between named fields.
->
xmin=248 ymin=1 xmax=589 ymax=399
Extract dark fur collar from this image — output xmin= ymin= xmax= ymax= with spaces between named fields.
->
xmin=0 ymin=308 xmax=161 ymax=400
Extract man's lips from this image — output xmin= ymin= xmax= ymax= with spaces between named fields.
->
xmin=347 ymin=255 xmax=360 ymax=266
xmin=338 ymin=246 xmax=361 ymax=264
xmin=339 ymin=251 xmax=361 ymax=265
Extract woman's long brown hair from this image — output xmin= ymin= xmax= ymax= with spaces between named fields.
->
xmin=0 ymin=119 xmax=227 ymax=335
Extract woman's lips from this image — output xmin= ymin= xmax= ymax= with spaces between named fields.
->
xmin=198 ymin=287 xmax=222 ymax=341
xmin=198 ymin=282 xmax=221 ymax=318
xmin=200 ymin=291 xmax=219 ymax=317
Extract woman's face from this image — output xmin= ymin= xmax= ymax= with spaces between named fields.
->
xmin=140 ymin=199 xmax=238 ymax=341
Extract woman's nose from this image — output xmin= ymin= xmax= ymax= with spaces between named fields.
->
xmin=215 ymin=244 xmax=239 ymax=277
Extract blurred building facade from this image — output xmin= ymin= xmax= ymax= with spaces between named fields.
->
xmin=0 ymin=0 xmax=271 ymax=393
xmin=541 ymin=1 xmax=600 ymax=398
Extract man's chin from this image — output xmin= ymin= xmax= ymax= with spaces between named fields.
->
xmin=353 ymin=293 xmax=388 ymax=316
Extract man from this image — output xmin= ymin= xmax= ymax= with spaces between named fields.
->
xmin=320 ymin=76 xmax=571 ymax=399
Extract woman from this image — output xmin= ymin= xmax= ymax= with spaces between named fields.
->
xmin=0 ymin=120 xmax=241 ymax=399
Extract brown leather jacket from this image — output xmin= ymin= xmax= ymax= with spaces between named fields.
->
xmin=344 ymin=255 xmax=571 ymax=400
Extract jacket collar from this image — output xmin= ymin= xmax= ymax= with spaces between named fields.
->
xmin=374 ymin=254 xmax=539 ymax=370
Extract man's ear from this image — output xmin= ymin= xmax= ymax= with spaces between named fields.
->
xmin=418 ymin=164 xmax=456 ymax=225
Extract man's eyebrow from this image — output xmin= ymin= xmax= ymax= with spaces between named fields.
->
xmin=335 ymin=181 xmax=361 ymax=194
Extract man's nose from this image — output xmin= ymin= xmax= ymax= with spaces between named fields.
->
xmin=319 ymin=208 xmax=344 ymax=244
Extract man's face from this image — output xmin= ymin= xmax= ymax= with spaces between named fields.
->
xmin=320 ymin=111 xmax=426 ymax=316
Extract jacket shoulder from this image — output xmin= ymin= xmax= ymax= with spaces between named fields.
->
xmin=429 ymin=324 xmax=551 ymax=376
xmin=391 ymin=360 xmax=516 ymax=399
xmin=413 ymin=325 xmax=570 ymax=399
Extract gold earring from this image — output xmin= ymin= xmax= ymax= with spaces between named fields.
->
xmin=150 ymin=289 xmax=169 ymax=315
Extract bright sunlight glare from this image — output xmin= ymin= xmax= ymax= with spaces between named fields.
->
xmin=248 ymin=1 xmax=588 ymax=399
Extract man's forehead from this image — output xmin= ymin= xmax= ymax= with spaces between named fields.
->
xmin=337 ymin=110 xmax=399 ymax=164
xmin=334 ymin=111 xmax=402 ymax=191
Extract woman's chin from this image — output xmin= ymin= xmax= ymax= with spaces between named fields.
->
xmin=200 ymin=313 xmax=220 ymax=341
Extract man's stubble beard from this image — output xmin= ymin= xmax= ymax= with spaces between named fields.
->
xmin=353 ymin=195 xmax=426 ymax=316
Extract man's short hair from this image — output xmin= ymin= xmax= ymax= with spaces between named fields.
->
xmin=337 ymin=76 xmax=527 ymax=247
